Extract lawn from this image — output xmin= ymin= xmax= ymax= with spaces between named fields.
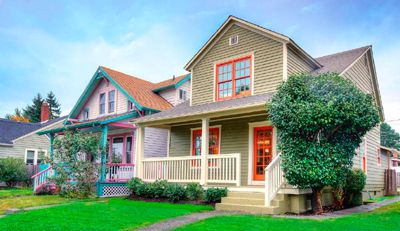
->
xmin=176 ymin=202 xmax=400 ymax=231
xmin=0 ymin=188 xmax=32 ymax=198
xmin=0 ymin=198 xmax=213 ymax=230
xmin=0 ymin=195 xmax=72 ymax=215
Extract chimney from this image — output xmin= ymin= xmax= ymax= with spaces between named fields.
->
xmin=172 ymin=75 xmax=175 ymax=81
xmin=41 ymin=101 xmax=50 ymax=122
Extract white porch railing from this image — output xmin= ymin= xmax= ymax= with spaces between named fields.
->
xmin=32 ymin=165 xmax=54 ymax=192
xmin=106 ymin=163 xmax=135 ymax=182
xmin=265 ymin=153 xmax=284 ymax=206
xmin=142 ymin=153 xmax=241 ymax=185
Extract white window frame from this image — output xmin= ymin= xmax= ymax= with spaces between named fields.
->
xmin=359 ymin=137 xmax=368 ymax=174
xmin=108 ymin=90 xmax=116 ymax=113
xmin=179 ymin=89 xmax=187 ymax=101
xmin=24 ymin=149 xmax=48 ymax=165
xmin=99 ymin=92 xmax=106 ymax=115
xmin=82 ymin=108 xmax=89 ymax=121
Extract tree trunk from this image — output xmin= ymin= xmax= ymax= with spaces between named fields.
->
xmin=312 ymin=188 xmax=323 ymax=214
xmin=332 ymin=188 xmax=344 ymax=210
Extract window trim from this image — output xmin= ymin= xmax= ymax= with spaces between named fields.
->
xmin=24 ymin=149 xmax=47 ymax=165
xmin=82 ymin=108 xmax=89 ymax=121
xmin=108 ymin=90 xmax=116 ymax=113
xmin=215 ymin=55 xmax=252 ymax=101
xmin=190 ymin=125 xmax=221 ymax=156
xmin=359 ymin=137 xmax=368 ymax=174
xmin=99 ymin=92 xmax=106 ymax=115
xmin=179 ymin=89 xmax=187 ymax=101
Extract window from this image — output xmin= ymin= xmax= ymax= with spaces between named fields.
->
xmin=216 ymin=56 xmax=251 ymax=100
xmin=191 ymin=127 xmax=220 ymax=156
xmin=82 ymin=108 xmax=89 ymax=120
xmin=229 ymin=35 xmax=238 ymax=45
xmin=99 ymin=93 xmax=106 ymax=114
xmin=26 ymin=150 xmax=35 ymax=165
xmin=127 ymin=101 xmax=135 ymax=111
xmin=179 ymin=89 xmax=187 ymax=101
xmin=108 ymin=90 xmax=115 ymax=113
xmin=359 ymin=138 xmax=367 ymax=173
xmin=111 ymin=137 xmax=123 ymax=163
xmin=126 ymin=137 xmax=133 ymax=164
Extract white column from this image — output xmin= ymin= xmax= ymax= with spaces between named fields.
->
xmin=200 ymin=118 xmax=209 ymax=185
xmin=135 ymin=126 xmax=145 ymax=178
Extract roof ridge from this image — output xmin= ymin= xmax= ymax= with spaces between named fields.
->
xmin=315 ymin=45 xmax=371 ymax=60
xmin=100 ymin=66 xmax=157 ymax=86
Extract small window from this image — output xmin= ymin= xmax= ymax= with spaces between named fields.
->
xmin=26 ymin=150 xmax=35 ymax=165
xmin=99 ymin=93 xmax=106 ymax=114
xmin=126 ymin=136 xmax=133 ymax=164
xmin=229 ymin=35 xmax=238 ymax=45
xmin=179 ymin=89 xmax=187 ymax=101
xmin=128 ymin=101 xmax=135 ymax=111
xmin=82 ymin=109 xmax=89 ymax=120
xmin=359 ymin=138 xmax=367 ymax=173
xmin=108 ymin=90 xmax=115 ymax=113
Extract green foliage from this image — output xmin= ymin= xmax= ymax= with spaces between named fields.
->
xmin=268 ymin=73 xmax=380 ymax=192
xmin=0 ymin=157 xmax=29 ymax=187
xmin=52 ymin=131 xmax=102 ymax=198
xmin=148 ymin=180 xmax=169 ymax=198
xmin=345 ymin=169 xmax=366 ymax=193
xmin=381 ymin=122 xmax=400 ymax=150
xmin=46 ymin=91 xmax=61 ymax=119
xmin=186 ymin=183 xmax=204 ymax=201
xmin=23 ymin=93 xmax=44 ymax=123
xmin=204 ymin=187 xmax=227 ymax=203
xmin=35 ymin=182 xmax=57 ymax=195
xmin=165 ymin=183 xmax=186 ymax=202
xmin=127 ymin=177 xmax=147 ymax=197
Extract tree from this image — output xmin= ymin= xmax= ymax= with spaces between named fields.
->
xmin=46 ymin=91 xmax=61 ymax=119
xmin=23 ymin=93 xmax=44 ymax=123
xmin=52 ymin=131 xmax=103 ymax=198
xmin=381 ymin=122 xmax=400 ymax=150
xmin=5 ymin=108 xmax=30 ymax=122
xmin=268 ymin=73 xmax=380 ymax=214
xmin=0 ymin=157 xmax=29 ymax=187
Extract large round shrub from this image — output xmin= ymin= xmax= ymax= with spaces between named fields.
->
xmin=0 ymin=157 xmax=29 ymax=187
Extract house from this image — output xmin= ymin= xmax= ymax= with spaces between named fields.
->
xmin=132 ymin=16 xmax=386 ymax=214
xmin=35 ymin=66 xmax=191 ymax=197
xmin=0 ymin=102 xmax=65 ymax=166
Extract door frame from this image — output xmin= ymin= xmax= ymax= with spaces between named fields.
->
xmin=247 ymin=121 xmax=277 ymax=185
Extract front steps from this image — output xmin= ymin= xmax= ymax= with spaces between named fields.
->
xmin=216 ymin=191 xmax=288 ymax=214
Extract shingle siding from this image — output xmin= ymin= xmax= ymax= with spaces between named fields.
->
xmin=287 ymin=46 xmax=315 ymax=75
xmin=191 ymin=23 xmax=283 ymax=106
xmin=0 ymin=133 xmax=49 ymax=160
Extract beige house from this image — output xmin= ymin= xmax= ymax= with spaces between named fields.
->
xmin=133 ymin=16 xmax=386 ymax=214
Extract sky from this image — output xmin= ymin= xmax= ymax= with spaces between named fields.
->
xmin=0 ymin=0 xmax=399 ymax=131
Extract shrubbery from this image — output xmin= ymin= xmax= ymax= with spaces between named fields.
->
xmin=0 ymin=157 xmax=29 ymax=187
xmin=344 ymin=168 xmax=366 ymax=206
xmin=127 ymin=177 xmax=227 ymax=203
xmin=35 ymin=182 xmax=57 ymax=195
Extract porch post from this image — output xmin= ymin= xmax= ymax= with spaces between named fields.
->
xmin=100 ymin=125 xmax=108 ymax=182
xmin=135 ymin=126 xmax=145 ymax=178
xmin=200 ymin=118 xmax=209 ymax=185
xmin=49 ymin=133 xmax=54 ymax=162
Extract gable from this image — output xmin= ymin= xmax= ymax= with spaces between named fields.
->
xmin=287 ymin=44 xmax=316 ymax=75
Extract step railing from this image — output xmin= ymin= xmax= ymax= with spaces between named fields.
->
xmin=106 ymin=163 xmax=135 ymax=182
xmin=265 ymin=153 xmax=284 ymax=206
xmin=31 ymin=165 xmax=54 ymax=192
xmin=207 ymin=153 xmax=241 ymax=186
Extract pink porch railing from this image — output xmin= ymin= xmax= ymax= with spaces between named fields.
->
xmin=105 ymin=163 xmax=135 ymax=182
xmin=32 ymin=165 xmax=54 ymax=192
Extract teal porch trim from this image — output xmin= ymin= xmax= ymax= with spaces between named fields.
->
xmin=99 ymin=125 xmax=108 ymax=182
xmin=49 ymin=133 xmax=54 ymax=161
xmin=152 ymin=73 xmax=191 ymax=93
xmin=37 ymin=121 xmax=102 ymax=135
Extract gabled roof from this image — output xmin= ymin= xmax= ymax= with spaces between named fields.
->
xmin=313 ymin=46 xmax=371 ymax=74
xmin=152 ymin=73 xmax=191 ymax=93
xmin=184 ymin=15 xmax=321 ymax=70
xmin=0 ymin=116 xmax=66 ymax=145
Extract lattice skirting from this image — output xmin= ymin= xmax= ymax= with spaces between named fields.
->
xmin=97 ymin=182 xmax=130 ymax=197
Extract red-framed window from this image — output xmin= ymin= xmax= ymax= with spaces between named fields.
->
xmin=216 ymin=56 xmax=252 ymax=100
xmin=191 ymin=127 xmax=220 ymax=156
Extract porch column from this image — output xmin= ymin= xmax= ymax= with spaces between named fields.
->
xmin=135 ymin=126 xmax=145 ymax=178
xmin=49 ymin=133 xmax=54 ymax=162
xmin=200 ymin=118 xmax=209 ymax=185
xmin=100 ymin=125 xmax=108 ymax=182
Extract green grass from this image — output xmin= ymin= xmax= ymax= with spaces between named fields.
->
xmin=176 ymin=202 xmax=400 ymax=231
xmin=0 ymin=188 xmax=32 ymax=198
xmin=0 ymin=198 xmax=213 ymax=230
xmin=0 ymin=195 xmax=72 ymax=214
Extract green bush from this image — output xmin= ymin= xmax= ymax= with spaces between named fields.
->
xmin=165 ymin=183 xmax=186 ymax=202
xmin=127 ymin=177 xmax=147 ymax=197
xmin=186 ymin=183 xmax=204 ymax=201
xmin=148 ymin=180 xmax=169 ymax=199
xmin=204 ymin=187 xmax=227 ymax=203
xmin=0 ymin=157 xmax=29 ymax=187
xmin=344 ymin=169 xmax=366 ymax=206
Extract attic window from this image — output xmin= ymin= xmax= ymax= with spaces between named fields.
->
xmin=229 ymin=35 xmax=238 ymax=45
xmin=128 ymin=101 xmax=135 ymax=111
xmin=179 ymin=89 xmax=187 ymax=101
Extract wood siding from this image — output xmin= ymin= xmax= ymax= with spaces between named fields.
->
xmin=287 ymin=45 xmax=315 ymax=75
xmin=191 ymin=23 xmax=283 ymax=106
xmin=169 ymin=115 xmax=268 ymax=186
xmin=158 ymin=80 xmax=191 ymax=106
xmin=0 ymin=133 xmax=49 ymax=160
xmin=144 ymin=127 xmax=169 ymax=158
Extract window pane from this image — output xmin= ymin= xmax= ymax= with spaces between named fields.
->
xmin=100 ymin=93 xmax=105 ymax=114
xmin=108 ymin=91 xmax=115 ymax=113
xmin=126 ymin=137 xmax=132 ymax=164
xmin=111 ymin=138 xmax=123 ymax=163
xmin=26 ymin=150 xmax=35 ymax=164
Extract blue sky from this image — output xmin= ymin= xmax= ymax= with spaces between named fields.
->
xmin=0 ymin=0 xmax=399 ymax=130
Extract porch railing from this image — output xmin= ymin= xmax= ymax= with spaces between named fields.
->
xmin=32 ymin=165 xmax=54 ymax=192
xmin=106 ymin=163 xmax=135 ymax=182
xmin=142 ymin=153 xmax=241 ymax=185
xmin=265 ymin=153 xmax=284 ymax=206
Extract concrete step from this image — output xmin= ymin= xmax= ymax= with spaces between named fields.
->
xmin=215 ymin=203 xmax=279 ymax=214
xmin=221 ymin=197 xmax=264 ymax=206
xmin=227 ymin=191 xmax=264 ymax=199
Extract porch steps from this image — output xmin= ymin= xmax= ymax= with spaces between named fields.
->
xmin=216 ymin=191 xmax=288 ymax=214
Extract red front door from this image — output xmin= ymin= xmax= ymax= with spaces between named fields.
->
xmin=253 ymin=126 xmax=273 ymax=181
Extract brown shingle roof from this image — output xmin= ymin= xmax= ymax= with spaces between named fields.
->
xmin=314 ymin=46 xmax=371 ymax=74
xmin=101 ymin=66 xmax=173 ymax=111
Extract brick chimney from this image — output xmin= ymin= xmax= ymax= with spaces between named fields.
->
xmin=41 ymin=101 xmax=50 ymax=122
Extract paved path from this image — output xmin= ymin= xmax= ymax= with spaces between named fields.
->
xmin=275 ymin=196 xmax=400 ymax=219
xmin=138 ymin=210 xmax=240 ymax=231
